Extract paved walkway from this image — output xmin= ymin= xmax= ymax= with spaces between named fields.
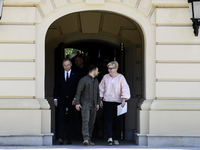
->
xmin=0 ymin=140 xmax=200 ymax=150
xmin=0 ymin=145 xmax=199 ymax=150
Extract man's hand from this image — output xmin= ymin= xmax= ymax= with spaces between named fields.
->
xmin=96 ymin=105 xmax=99 ymax=111
xmin=54 ymin=100 xmax=58 ymax=107
xmin=75 ymin=104 xmax=82 ymax=111
xmin=72 ymin=99 xmax=76 ymax=105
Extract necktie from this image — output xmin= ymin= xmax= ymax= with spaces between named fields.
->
xmin=66 ymin=72 xmax=69 ymax=82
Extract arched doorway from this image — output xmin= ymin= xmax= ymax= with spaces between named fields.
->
xmin=45 ymin=11 xmax=144 ymax=143
xmin=35 ymin=1 xmax=156 ymax=145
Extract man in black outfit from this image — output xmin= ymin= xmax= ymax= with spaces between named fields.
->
xmin=73 ymin=54 xmax=88 ymax=140
xmin=74 ymin=54 xmax=88 ymax=79
xmin=54 ymin=58 xmax=79 ymax=145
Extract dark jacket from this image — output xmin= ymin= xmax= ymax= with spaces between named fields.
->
xmin=75 ymin=75 xmax=100 ymax=108
xmin=54 ymin=69 xmax=79 ymax=105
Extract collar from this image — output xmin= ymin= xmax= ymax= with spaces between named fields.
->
xmin=65 ymin=69 xmax=71 ymax=74
xmin=88 ymin=74 xmax=95 ymax=79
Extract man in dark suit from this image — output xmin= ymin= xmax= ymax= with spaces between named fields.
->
xmin=54 ymin=58 xmax=79 ymax=145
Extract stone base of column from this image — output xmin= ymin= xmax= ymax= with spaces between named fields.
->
xmin=0 ymin=134 xmax=53 ymax=146
xmin=135 ymin=133 xmax=200 ymax=147
xmin=135 ymin=133 xmax=147 ymax=146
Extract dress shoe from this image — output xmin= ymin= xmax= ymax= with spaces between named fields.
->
xmin=113 ymin=140 xmax=119 ymax=145
xmin=58 ymin=138 xmax=64 ymax=145
xmin=88 ymin=140 xmax=95 ymax=146
xmin=67 ymin=140 xmax=72 ymax=145
xmin=83 ymin=139 xmax=89 ymax=145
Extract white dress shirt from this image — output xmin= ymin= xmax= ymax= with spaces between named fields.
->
xmin=65 ymin=69 xmax=71 ymax=81
xmin=54 ymin=69 xmax=72 ymax=101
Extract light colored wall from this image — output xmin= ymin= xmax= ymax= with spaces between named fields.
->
xmin=2 ymin=0 xmax=199 ymax=146
xmin=154 ymin=6 xmax=200 ymax=106
xmin=0 ymin=6 xmax=36 ymax=98
xmin=136 ymin=0 xmax=200 ymax=146
xmin=0 ymin=1 xmax=52 ymax=146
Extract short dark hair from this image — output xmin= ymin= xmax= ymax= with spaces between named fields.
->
xmin=63 ymin=58 xmax=72 ymax=63
xmin=75 ymin=54 xmax=84 ymax=60
xmin=88 ymin=64 xmax=97 ymax=73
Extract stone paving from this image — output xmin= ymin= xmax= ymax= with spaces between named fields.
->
xmin=0 ymin=140 xmax=200 ymax=150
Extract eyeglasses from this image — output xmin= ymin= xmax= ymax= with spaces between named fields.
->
xmin=108 ymin=67 xmax=115 ymax=70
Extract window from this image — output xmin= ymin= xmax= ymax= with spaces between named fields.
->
xmin=64 ymin=48 xmax=84 ymax=59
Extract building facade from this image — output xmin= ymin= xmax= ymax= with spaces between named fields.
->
xmin=0 ymin=0 xmax=200 ymax=147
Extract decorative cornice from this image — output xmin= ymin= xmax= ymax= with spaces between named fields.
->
xmin=3 ymin=0 xmax=40 ymax=6
xmin=35 ymin=0 xmax=156 ymax=22
xmin=152 ymin=0 xmax=188 ymax=7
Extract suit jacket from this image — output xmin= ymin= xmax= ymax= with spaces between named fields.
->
xmin=54 ymin=69 xmax=79 ymax=106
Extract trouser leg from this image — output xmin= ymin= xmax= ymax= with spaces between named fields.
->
xmin=75 ymin=110 xmax=82 ymax=139
xmin=103 ymin=102 xmax=114 ymax=138
xmin=113 ymin=103 xmax=120 ymax=140
xmin=89 ymin=107 xmax=97 ymax=139
xmin=57 ymin=104 xmax=66 ymax=139
xmin=67 ymin=105 xmax=75 ymax=140
xmin=81 ymin=108 xmax=90 ymax=140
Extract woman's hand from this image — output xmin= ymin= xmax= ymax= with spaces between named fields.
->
xmin=100 ymin=101 xmax=103 ymax=108
xmin=121 ymin=98 xmax=127 ymax=107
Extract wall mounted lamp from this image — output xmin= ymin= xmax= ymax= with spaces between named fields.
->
xmin=188 ymin=0 xmax=200 ymax=36
xmin=0 ymin=0 xmax=3 ymax=20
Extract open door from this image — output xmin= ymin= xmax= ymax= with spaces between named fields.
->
xmin=54 ymin=40 xmax=126 ymax=140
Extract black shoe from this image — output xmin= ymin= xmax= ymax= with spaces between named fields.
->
xmin=67 ymin=140 xmax=72 ymax=145
xmin=108 ymin=140 xmax=112 ymax=146
xmin=58 ymin=138 xmax=64 ymax=145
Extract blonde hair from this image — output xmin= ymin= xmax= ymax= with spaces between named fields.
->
xmin=107 ymin=61 xmax=119 ymax=69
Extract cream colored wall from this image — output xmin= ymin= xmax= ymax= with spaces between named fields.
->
xmin=136 ymin=0 xmax=200 ymax=147
xmin=0 ymin=1 xmax=52 ymax=146
xmin=3 ymin=0 xmax=198 ymax=146
xmin=0 ymin=5 xmax=36 ymax=97
xmin=154 ymin=3 xmax=200 ymax=117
